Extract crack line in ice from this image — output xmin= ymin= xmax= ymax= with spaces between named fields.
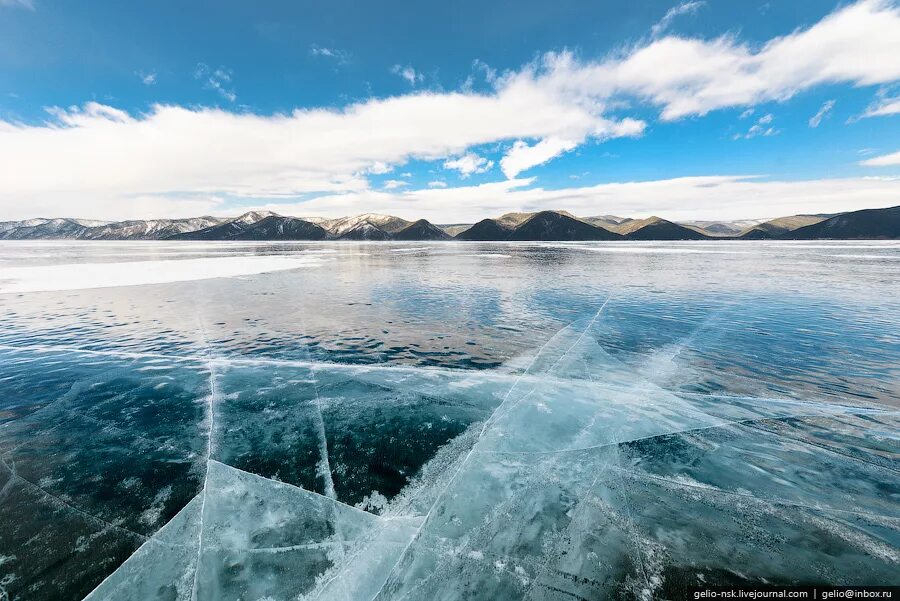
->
xmin=0 ymin=377 xmax=92 ymax=458
xmin=240 ymin=542 xmax=343 ymax=553
xmin=473 ymin=409 xmax=897 ymax=458
xmin=546 ymin=295 xmax=614 ymax=374
xmin=309 ymin=366 xmax=337 ymax=500
xmin=0 ymin=343 xmax=485 ymax=378
xmin=366 ymin=297 xmax=615 ymax=601
xmin=189 ymin=310 xmax=221 ymax=601
xmin=519 ymin=455 xmax=638 ymax=600
xmin=205 ymin=461 xmax=413 ymax=601
xmin=189 ymin=367 xmax=218 ymax=600
xmin=291 ymin=309 xmax=353 ymax=601
xmin=0 ymin=455 xmax=149 ymax=542
xmin=653 ymin=309 xmax=728 ymax=368
xmin=480 ymin=309 xmax=605 ymax=435
xmin=618 ymin=467 xmax=900 ymax=521
xmin=739 ymin=419 xmax=900 ymax=477
xmin=675 ymin=391 xmax=868 ymax=410
xmin=388 ymin=545 xmax=548 ymax=601
xmin=581 ymin=358 xmax=653 ymax=596
xmin=0 ymin=475 xmax=14 ymax=502
xmin=0 ymin=343 xmax=886 ymax=415
xmin=292 ymin=308 xmax=337 ymax=499
xmin=212 ymin=461 xmax=381 ymax=516
xmin=478 ymin=295 xmax=615 ymax=435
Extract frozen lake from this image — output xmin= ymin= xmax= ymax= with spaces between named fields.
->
xmin=0 ymin=240 xmax=898 ymax=600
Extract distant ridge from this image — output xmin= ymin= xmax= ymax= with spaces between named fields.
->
xmin=506 ymin=211 xmax=621 ymax=241
xmin=169 ymin=213 xmax=329 ymax=241
xmin=620 ymin=217 xmax=708 ymax=240
xmin=454 ymin=219 xmax=511 ymax=241
xmin=318 ymin=214 xmax=411 ymax=236
xmin=739 ymin=214 xmax=833 ymax=239
xmin=1 ymin=205 xmax=897 ymax=241
xmin=0 ymin=216 xmax=226 ymax=240
xmin=338 ymin=222 xmax=392 ymax=240
xmin=781 ymin=206 xmax=900 ymax=240
xmin=394 ymin=219 xmax=451 ymax=240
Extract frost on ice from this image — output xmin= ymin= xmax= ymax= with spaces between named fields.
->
xmin=0 ymin=302 xmax=898 ymax=600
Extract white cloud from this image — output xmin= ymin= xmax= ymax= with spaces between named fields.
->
xmin=0 ymin=79 xmax=643 ymax=217
xmin=310 ymin=45 xmax=349 ymax=64
xmin=499 ymin=117 xmax=645 ymax=178
xmin=391 ymin=64 xmax=424 ymax=86
xmin=253 ymin=175 xmax=900 ymax=223
xmin=555 ymin=0 xmax=900 ymax=120
xmin=500 ymin=138 xmax=579 ymax=178
xmin=734 ymin=113 xmax=778 ymax=139
xmin=138 ymin=71 xmax=157 ymax=86
xmin=739 ymin=108 xmax=755 ymax=119
xmin=863 ymin=97 xmax=900 ymax=117
xmin=472 ymin=59 xmax=497 ymax=84
xmin=808 ymin=99 xmax=835 ymax=127
xmin=195 ymin=63 xmax=236 ymax=102
xmin=651 ymin=1 xmax=706 ymax=37
xmin=427 ymin=180 xmax=448 ymax=188
xmin=860 ymin=150 xmax=900 ymax=166
xmin=366 ymin=162 xmax=393 ymax=175
xmin=0 ymin=0 xmax=34 ymax=10
xmin=857 ymin=86 xmax=900 ymax=119
xmin=382 ymin=179 xmax=408 ymax=189
xmin=443 ymin=153 xmax=494 ymax=177
xmin=462 ymin=60 xmax=499 ymax=92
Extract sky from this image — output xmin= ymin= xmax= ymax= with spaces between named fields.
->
xmin=0 ymin=0 xmax=898 ymax=223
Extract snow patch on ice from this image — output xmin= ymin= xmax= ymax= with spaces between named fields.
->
xmin=0 ymin=255 xmax=324 ymax=293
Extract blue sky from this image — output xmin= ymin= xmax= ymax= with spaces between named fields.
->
xmin=0 ymin=0 xmax=898 ymax=222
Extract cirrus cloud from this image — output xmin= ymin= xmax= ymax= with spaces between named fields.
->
xmin=860 ymin=150 xmax=900 ymax=166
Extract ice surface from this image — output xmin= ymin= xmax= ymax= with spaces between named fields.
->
xmin=1 ymin=242 xmax=898 ymax=600
xmin=71 ymin=304 xmax=898 ymax=601
xmin=0 ymin=350 xmax=209 ymax=535
xmin=0 ymin=255 xmax=324 ymax=293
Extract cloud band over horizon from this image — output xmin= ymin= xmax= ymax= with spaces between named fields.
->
xmin=0 ymin=0 xmax=899 ymax=222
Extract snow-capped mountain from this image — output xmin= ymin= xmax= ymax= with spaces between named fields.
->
xmin=317 ymin=213 xmax=412 ymax=236
xmin=0 ymin=207 xmax=895 ymax=241
xmin=0 ymin=217 xmax=226 ymax=240
xmin=171 ymin=214 xmax=328 ymax=241
xmin=229 ymin=211 xmax=279 ymax=226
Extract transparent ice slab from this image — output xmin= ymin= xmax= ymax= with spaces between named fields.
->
xmin=84 ymin=461 xmax=424 ymax=601
xmin=213 ymin=362 xmax=508 ymax=508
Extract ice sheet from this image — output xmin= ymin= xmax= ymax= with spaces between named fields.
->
xmin=1 ymin=282 xmax=897 ymax=600
xmin=0 ymin=255 xmax=323 ymax=293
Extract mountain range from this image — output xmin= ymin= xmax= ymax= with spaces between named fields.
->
xmin=0 ymin=206 xmax=897 ymax=241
